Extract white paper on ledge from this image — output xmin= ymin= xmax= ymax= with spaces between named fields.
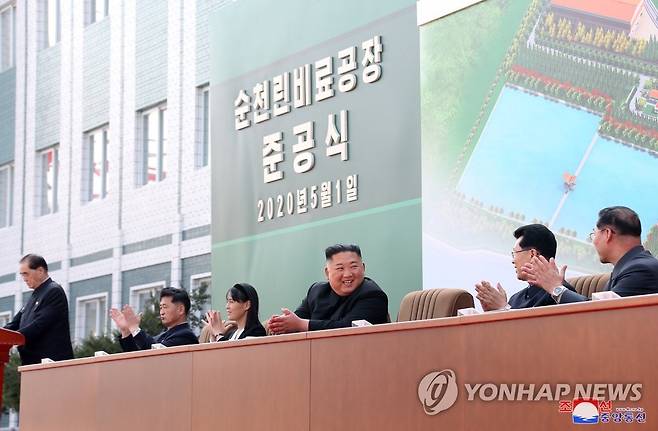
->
xmin=592 ymin=291 xmax=621 ymax=301
xmin=457 ymin=307 xmax=482 ymax=316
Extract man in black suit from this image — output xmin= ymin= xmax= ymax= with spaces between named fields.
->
xmin=267 ymin=244 xmax=389 ymax=334
xmin=475 ymin=224 xmax=574 ymax=310
xmin=4 ymin=254 xmax=74 ymax=365
xmin=525 ymin=206 xmax=658 ymax=302
xmin=110 ymin=287 xmax=198 ymax=351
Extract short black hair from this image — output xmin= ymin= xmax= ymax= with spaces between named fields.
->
xmin=227 ymin=283 xmax=261 ymax=330
xmin=513 ymin=224 xmax=557 ymax=259
xmin=325 ymin=244 xmax=362 ymax=260
xmin=160 ymin=287 xmax=191 ymax=315
xmin=596 ymin=206 xmax=641 ymax=237
xmin=19 ymin=254 xmax=48 ymax=271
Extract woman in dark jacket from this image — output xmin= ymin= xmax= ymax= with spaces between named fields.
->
xmin=203 ymin=283 xmax=266 ymax=341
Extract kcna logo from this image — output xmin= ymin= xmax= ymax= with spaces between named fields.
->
xmin=418 ymin=369 xmax=459 ymax=415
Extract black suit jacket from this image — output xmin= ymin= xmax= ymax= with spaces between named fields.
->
xmin=4 ymin=278 xmax=74 ymax=365
xmin=295 ymin=277 xmax=389 ymax=331
xmin=218 ymin=322 xmax=266 ymax=341
xmin=508 ymin=281 xmax=575 ymax=309
xmin=119 ymin=322 xmax=199 ymax=352
xmin=561 ymin=246 xmax=658 ymax=303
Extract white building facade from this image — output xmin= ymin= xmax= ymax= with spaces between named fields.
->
xmin=0 ymin=2 xmax=226 ymax=413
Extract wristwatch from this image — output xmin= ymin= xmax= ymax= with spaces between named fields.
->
xmin=551 ymin=286 xmax=567 ymax=301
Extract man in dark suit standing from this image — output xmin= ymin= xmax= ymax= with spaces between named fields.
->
xmin=4 ymin=254 xmax=74 ymax=365
xmin=267 ymin=244 xmax=389 ymax=334
xmin=110 ymin=287 xmax=198 ymax=351
xmin=525 ymin=206 xmax=658 ymax=302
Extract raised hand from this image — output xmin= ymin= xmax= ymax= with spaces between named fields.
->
xmin=122 ymin=305 xmax=141 ymax=332
xmin=475 ymin=280 xmax=508 ymax=311
xmin=523 ymin=256 xmax=567 ymax=294
xmin=204 ymin=310 xmax=226 ymax=338
xmin=109 ymin=308 xmax=130 ymax=337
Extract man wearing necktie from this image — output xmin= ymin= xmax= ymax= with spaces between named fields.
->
xmin=4 ymin=254 xmax=74 ymax=365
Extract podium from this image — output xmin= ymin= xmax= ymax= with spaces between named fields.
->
xmin=18 ymin=295 xmax=658 ymax=430
xmin=0 ymin=329 xmax=24 ymax=408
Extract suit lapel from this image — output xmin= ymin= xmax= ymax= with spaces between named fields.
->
xmin=156 ymin=327 xmax=170 ymax=343
xmin=21 ymin=294 xmax=38 ymax=324
xmin=22 ymin=279 xmax=50 ymax=323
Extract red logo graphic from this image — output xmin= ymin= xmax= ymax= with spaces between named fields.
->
xmin=559 ymin=400 xmax=573 ymax=413
xmin=572 ymin=399 xmax=600 ymax=424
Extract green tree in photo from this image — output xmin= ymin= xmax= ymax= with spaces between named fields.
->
xmin=2 ymin=351 xmax=21 ymax=412
xmin=73 ymin=333 xmax=123 ymax=358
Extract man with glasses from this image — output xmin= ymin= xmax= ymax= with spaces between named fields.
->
xmin=475 ymin=224 xmax=574 ymax=310
xmin=525 ymin=206 xmax=658 ymax=303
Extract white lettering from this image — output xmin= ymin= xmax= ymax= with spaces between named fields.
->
xmin=608 ymin=384 xmax=631 ymax=401
xmin=465 ymin=384 xmax=481 ymax=401
xmin=592 ymin=384 xmax=607 ymax=400
xmin=479 ymin=384 xmax=497 ymax=401
xmin=556 ymin=384 xmax=570 ymax=399
xmin=574 ymin=384 xmax=592 ymax=399
xmin=498 ymin=384 xmax=516 ymax=401
xmin=630 ymin=384 xmax=642 ymax=401
xmin=533 ymin=384 xmax=553 ymax=401
xmin=516 ymin=384 xmax=535 ymax=401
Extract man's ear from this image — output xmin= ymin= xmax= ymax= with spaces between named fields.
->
xmin=324 ymin=265 xmax=329 ymax=280
xmin=605 ymin=229 xmax=615 ymax=243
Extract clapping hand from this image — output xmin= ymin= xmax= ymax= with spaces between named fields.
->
xmin=267 ymin=308 xmax=308 ymax=334
xmin=122 ymin=305 xmax=141 ymax=333
xmin=522 ymin=256 xmax=567 ymax=294
xmin=109 ymin=308 xmax=130 ymax=337
xmin=203 ymin=310 xmax=226 ymax=338
xmin=475 ymin=281 xmax=508 ymax=311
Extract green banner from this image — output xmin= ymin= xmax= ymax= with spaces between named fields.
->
xmin=210 ymin=1 xmax=420 ymax=320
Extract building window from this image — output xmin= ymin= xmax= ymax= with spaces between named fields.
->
xmin=196 ymin=85 xmax=210 ymax=168
xmin=0 ymin=311 xmax=11 ymax=327
xmin=75 ymin=293 xmax=108 ymax=340
xmin=0 ymin=3 xmax=16 ymax=72
xmin=130 ymin=282 xmax=164 ymax=313
xmin=86 ymin=0 xmax=109 ymax=26
xmin=38 ymin=146 xmax=59 ymax=216
xmin=40 ymin=0 xmax=61 ymax=49
xmin=140 ymin=104 xmax=168 ymax=185
xmin=85 ymin=126 xmax=109 ymax=201
xmin=0 ymin=164 xmax=13 ymax=228
xmin=191 ymin=273 xmax=211 ymax=315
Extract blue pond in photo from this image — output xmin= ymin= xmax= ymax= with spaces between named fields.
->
xmin=458 ymin=86 xmax=658 ymax=241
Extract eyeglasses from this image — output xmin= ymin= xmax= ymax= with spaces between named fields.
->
xmin=588 ymin=227 xmax=616 ymax=241
xmin=511 ymin=249 xmax=532 ymax=258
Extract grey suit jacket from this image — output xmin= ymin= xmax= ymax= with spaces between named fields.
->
xmin=560 ymin=246 xmax=658 ymax=303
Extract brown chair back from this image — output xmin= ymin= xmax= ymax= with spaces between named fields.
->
xmin=198 ymin=325 xmax=214 ymax=343
xmin=566 ymin=273 xmax=610 ymax=299
xmin=397 ymin=288 xmax=474 ymax=322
